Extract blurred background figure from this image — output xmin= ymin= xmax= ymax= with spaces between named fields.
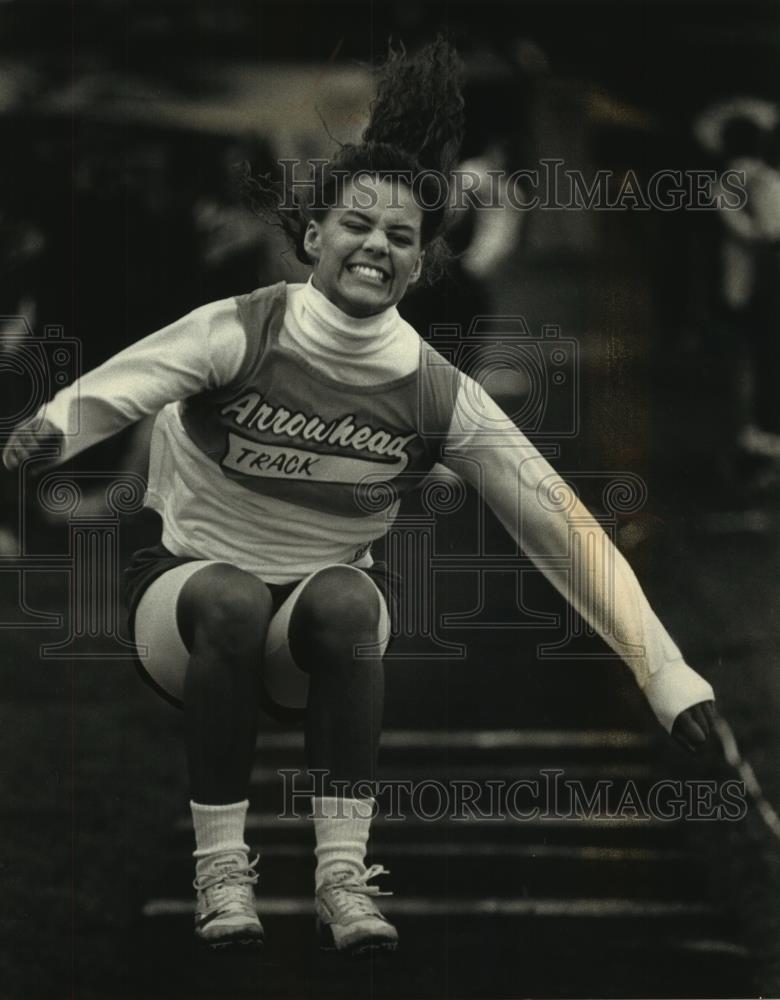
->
xmin=192 ymin=135 xmax=279 ymax=300
xmin=400 ymin=40 xmax=544 ymax=411
xmin=696 ymin=98 xmax=780 ymax=490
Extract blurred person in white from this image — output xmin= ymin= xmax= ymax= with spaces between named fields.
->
xmin=4 ymin=40 xmax=714 ymax=957
xmin=704 ymin=105 xmax=780 ymax=472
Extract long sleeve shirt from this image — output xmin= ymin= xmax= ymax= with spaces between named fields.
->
xmin=39 ymin=278 xmax=713 ymax=731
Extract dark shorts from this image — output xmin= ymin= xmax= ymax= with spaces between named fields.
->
xmin=122 ymin=541 xmax=401 ymax=722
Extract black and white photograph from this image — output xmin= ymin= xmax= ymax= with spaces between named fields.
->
xmin=1 ymin=1 xmax=779 ymax=997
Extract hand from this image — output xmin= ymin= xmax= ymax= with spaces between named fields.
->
xmin=671 ymin=700 xmax=716 ymax=753
xmin=2 ymin=417 xmax=64 ymax=472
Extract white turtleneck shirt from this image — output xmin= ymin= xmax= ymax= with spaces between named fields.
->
xmin=39 ymin=278 xmax=713 ymax=731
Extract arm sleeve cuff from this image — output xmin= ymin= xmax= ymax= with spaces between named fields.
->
xmin=643 ymin=661 xmax=715 ymax=734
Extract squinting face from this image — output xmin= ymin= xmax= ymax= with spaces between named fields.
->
xmin=304 ymin=175 xmax=425 ymax=318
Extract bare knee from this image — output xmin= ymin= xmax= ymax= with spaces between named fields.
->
xmin=290 ymin=567 xmax=383 ymax=665
xmin=177 ymin=564 xmax=273 ymax=656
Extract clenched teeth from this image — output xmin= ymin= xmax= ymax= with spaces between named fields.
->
xmin=348 ymin=264 xmax=389 ymax=283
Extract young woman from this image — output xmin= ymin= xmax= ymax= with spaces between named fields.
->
xmin=2 ymin=40 xmax=715 ymax=956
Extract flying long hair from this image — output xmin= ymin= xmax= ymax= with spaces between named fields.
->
xmin=246 ymin=37 xmax=465 ymax=284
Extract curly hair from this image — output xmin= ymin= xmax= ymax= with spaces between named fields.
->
xmin=245 ymin=37 xmax=465 ymax=286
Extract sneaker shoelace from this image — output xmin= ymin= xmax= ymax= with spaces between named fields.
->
xmin=321 ymin=864 xmax=393 ymax=920
xmin=193 ymin=854 xmax=260 ymax=915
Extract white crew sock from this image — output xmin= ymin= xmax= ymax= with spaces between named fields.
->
xmin=312 ymin=796 xmax=375 ymax=889
xmin=190 ymin=799 xmax=250 ymax=859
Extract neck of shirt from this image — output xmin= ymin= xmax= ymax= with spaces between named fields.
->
xmin=283 ymin=278 xmax=418 ymax=384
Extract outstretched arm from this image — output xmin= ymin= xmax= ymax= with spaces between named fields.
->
xmin=439 ymin=373 xmax=715 ymax=748
xmin=2 ymin=298 xmax=245 ymax=471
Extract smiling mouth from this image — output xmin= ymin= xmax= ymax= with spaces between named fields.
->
xmin=346 ymin=263 xmax=390 ymax=285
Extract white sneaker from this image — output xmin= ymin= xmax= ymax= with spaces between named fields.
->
xmin=193 ymin=850 xmax=264 ymax=949
xmin=315 ymin=864 xmax=398 ymax=955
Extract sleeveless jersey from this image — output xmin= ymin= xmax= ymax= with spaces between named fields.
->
xmin=179 ymin=282 xmax=458 ymax=520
